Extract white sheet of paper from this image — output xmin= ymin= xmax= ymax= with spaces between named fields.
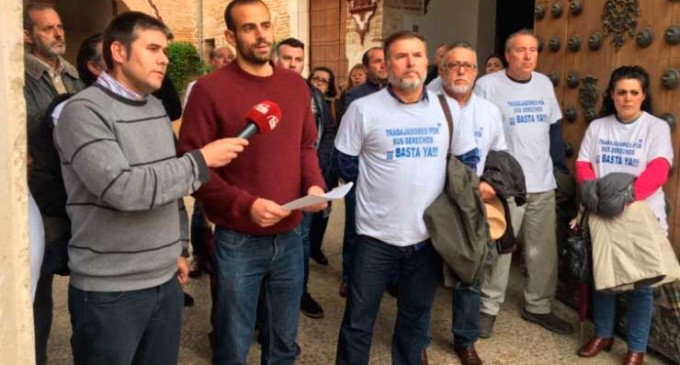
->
xmin=282 ymin=182 xmax=354 ymax=210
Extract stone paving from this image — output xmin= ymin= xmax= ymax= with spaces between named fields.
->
xmin=47 ymin=199 xmax=671 ymax=364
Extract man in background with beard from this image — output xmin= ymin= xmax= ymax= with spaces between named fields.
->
xmin=177 ymin=1 xmax=327 ymax=363
xmin=23 ymin=4 xmax=84 ymax=364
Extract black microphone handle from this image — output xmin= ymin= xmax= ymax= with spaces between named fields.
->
xmin=237 ymin=122 xmax=259 ymax=139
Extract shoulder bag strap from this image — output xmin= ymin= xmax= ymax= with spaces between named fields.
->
xmin=437 ymin=93 xmax=454 ymax=153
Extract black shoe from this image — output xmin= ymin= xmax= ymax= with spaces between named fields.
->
xmin=521 ymin=309 xmax=574 ymax=335
xmin=300 ymin=293 xmax=324 ymax=319
xmin=478 ymin=313 xmax=496 ymax=339
xmin=183 ymin=292 xmax=195 ymax=307
xmin=310 ymin=251 xmax=329 ymax=266
xmin=386 ymin=281 xmax=399 ymax=298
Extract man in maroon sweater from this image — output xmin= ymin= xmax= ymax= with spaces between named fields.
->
xmin=177 ymin=0 xmax=326 ymax=363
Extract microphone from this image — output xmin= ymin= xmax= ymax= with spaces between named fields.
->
xmin=237 ymin=100 xmax=282 ymax=139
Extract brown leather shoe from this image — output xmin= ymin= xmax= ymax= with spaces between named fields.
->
xmin=454 ymin=345 xmax=483 ymax=365
xmin=577 ymin=336 xmax=614 ymax=358
xmin=621 ymin=351 xmax=644 ymax=365
xmin=421 ymin=349 xmax=428 ymax=365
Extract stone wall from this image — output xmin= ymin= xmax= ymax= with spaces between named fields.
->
xmin=344 ymin=1 xmax=385 ymax=72
xmin=200 ymin=0 xmax=296 ymax=50
xmin=0 ymin=1 xmax=34 ymax=364
xmin=382 ymin=0 xmax=405 ymax=37
xmin=116 ymin=0 xmax=201 ymax=44
xmin=52 ymin=0 xmax=301 ymax=64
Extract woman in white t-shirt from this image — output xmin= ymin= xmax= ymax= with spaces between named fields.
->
xmin=575 ymin=66 xmax=673 ymax=365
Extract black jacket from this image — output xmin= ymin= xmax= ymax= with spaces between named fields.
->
xmin=482 ymin=150 xmax=527 ymax=205
xmin=481 ymin=150 xmax=527 ymax=253
xmin=309 ymin=85 xmax=337 ymax=179
xmin=581 ymin=172 xmax=636 ymax=217
xmin=335 ymin=80 xmax=383 ymax=123
xmin=152 ymin=76 xmax=183 ymax=121
xmin=29 ymin=94 xmax=74 ymax=218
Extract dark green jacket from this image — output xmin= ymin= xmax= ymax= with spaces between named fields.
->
xmin=424 ymin=156 xmax=494 ymax=285
xmin=24 ymin=54 xmax=84 ymax=150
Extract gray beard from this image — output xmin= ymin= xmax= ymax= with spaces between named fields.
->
xmin=445 ymin=82 xmax=471 ymax=95
xmin=36 ymin=44 xmax=65 ymax=58
xmin=391 ymin=75 xmax=423 ymax=92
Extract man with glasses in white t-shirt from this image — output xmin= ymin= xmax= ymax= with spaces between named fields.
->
xmin=431 ymin=41 xmax=508 ymax=365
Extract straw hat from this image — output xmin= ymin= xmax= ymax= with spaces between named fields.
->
xmin=484 ymin=196 xmax=507 ymax=240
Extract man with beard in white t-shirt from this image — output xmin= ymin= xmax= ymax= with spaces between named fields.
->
xmin=431 ymin=41 xmax=507 ymax=365
xmin=334 ymin=30 xmax=477 ymax=365
xmin=474 ymin=29 xmax=573 ymax=337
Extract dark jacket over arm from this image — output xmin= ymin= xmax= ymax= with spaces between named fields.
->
xmin=331 ymin=148 xmax=359 ymax=182
xmin=153 ymin=76 xmax=183 ymax=121
xmin=550 ymin=122 xmax=569 ymax=174
xmin=481 ymin=150 xmax=528 ymax=253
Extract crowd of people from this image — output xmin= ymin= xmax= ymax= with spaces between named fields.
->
xmin=22 ymin=0 xmax=674 ymax=365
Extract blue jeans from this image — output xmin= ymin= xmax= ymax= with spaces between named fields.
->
xmin=336 ymin=236 xmax=442 ymax=365
xmin=301 ymin=212 xmax=312 ymax=294
xmin=451 ymin=282 xmax=480 ymax=348
xmin=342 ymin=187 xmax=357 ymax=282
xmin=212 ymin=227 xmax=304 ymax=365
xmin=68 ymin=277 xmax=183 ymax=365
xmin=593 ymin=286 xmax=654 ymax=353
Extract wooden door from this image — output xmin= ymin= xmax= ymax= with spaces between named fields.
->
xmin=535 ymin=1 xmax=680 ymax=361
xmin=537 ymin=0 xmax=680 ymax=245
xmin=310 ymin=0 xmax=348 ymax=92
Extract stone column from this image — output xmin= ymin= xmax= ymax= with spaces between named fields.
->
xmin=0 ymin=1 xmax=34 ymax=364
xmin=288 ymin=0 xmax=310 ymax=76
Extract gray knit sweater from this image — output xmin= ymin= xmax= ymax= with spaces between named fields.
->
xmin=55 ymin=85 xmax=209 ymax=292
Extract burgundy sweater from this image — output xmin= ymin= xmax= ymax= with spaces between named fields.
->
xmin=178 ymin=61 xmax=325 ymax=235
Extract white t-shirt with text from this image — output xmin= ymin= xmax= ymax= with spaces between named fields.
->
xmin=577 ymin=112 xmax=673 ymax=231
xmin=335 ymin=88 xmax=476 ymax=246
xmin=441 ymin=92 xmax=508 ymax=176
xmin=474 ymin=71 xmax=562 ymax=192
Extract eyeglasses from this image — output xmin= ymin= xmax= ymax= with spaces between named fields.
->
xmin=444 ymin=62 xmax=477 ymax=72
xmin=311 ymin=76 xmax=330 ymax=85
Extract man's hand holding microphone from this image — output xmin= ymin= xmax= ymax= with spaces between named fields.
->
xmin=194 ymin=100 xmax=326 ymax=228
xmin=200 ymin=138 xmax=249 ymax=167
xmin=199 ymin=100 xmax=281 ymax=168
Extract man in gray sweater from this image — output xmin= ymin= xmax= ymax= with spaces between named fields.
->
xmin=54 ymin=12 xmax=247 ymax=365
